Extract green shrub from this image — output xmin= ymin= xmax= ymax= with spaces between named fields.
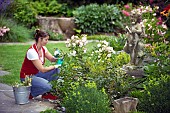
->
xmin=12 ymin=0 xmax=73 ymax=27
xmin=130 ymin=75 xmax=170 ymax=113
xmin=13 ymin=1 xmax=37 ymax=27
xmin=40 ymin=108 xmax=59 ymax=113
xmin=105 ymin=34 xmax=126 ymax=51
xmin=31 ymin=0 xmax=73 ymax=17
xmin=73 ymin=4 xmax=123 ymax=34
xmin=0 ymin=16 xmax=32 ymax=42
xmin=62 ymin=81 xmax=111 ymax=113
xmin=130 ymin=111 xmax=146 ymax=113
xmin=88 ymin=34 xmax=126 ymax=51
xmin=47 ymin=30 xmax=64 ymax=41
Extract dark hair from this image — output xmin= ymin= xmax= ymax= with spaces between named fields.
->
xmin=34 ymin=29 xmax=50 ymax=42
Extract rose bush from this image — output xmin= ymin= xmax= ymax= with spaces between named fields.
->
xmin=51 ymin=34 xmax=132 ymax=101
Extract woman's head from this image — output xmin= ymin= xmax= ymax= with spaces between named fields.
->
xmin=34 ymin=29 xmax=50 ymax=43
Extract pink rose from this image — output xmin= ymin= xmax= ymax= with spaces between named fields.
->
xmin=124 ymin=4 xmax=130 ymax=9
xmin=122 ymin=10 xmax=130 ymax=16
xmin=149 ymin=0 xmax=153 ymax=4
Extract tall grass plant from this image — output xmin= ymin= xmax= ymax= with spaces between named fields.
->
xmin=0 ymin=16 xmax=32 ymax=42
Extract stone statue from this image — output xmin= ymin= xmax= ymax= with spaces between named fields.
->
xmin=123 ymin=17 xmax=145 ymax=67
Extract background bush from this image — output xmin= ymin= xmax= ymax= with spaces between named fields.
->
xmin=47 ymin=30 xmax=64 ymax=41
xmin=73 ymin=4 xmax=124 ymax=34
xmin=57 ymin=0 xmax=151 ymax=7
xmin=7 ymin=0 xmax=73 ymax=28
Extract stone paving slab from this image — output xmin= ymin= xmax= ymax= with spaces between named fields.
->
xmin=0 ymin=70 xmax=10 ymax=76
xmin=0 ymin=83 xmax=55 ymax=113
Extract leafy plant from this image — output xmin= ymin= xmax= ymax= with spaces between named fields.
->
xmin=47 ymin=30 xmax=64 ymax=41
xmin=40 ymin=108 xmax=59 ymax=113
xmin=62 ymin=81 xmax=111 ymax=113
xmin=73 ymin=4 xmax=123 ymax=34
xmin=13 ymin=1 xmax=37 ymax=27
xmin=87 ymin=34 xmax=126 ymax=51
xmin=130 ymin=74 xmax=170 ymax=113
xmin=13 ymin=76 xmax=32 ymax=87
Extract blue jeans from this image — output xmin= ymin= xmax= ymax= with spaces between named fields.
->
xmin=21 ymin=68 xmax=60 ymax=97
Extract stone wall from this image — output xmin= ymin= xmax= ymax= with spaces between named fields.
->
xmin=36 ymin=16 xmax=76 ymax=39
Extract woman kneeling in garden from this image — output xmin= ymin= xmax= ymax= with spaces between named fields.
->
xmin=20 ymin=30 xmax=60 ymax=100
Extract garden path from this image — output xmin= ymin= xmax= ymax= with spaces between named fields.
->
xmin=0 ymin=83 xmax=55 ymax=113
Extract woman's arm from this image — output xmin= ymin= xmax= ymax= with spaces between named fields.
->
xmin=45 ymin=51 xmax=57 ymax=62
xmin=32 ymin=59 xmax=55 ymax=73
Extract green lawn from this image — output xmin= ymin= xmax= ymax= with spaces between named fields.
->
xmin=0 ymin=41 xmax=97 ymax=85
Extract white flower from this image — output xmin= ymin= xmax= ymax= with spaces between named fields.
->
xmin=75 ymin=40 xmax=80 ymax=44
xmin=57 ymin=78 xmax=64 ymax=83
xmin=79 ymin=42 xmax=83 ymax=47
xmin=83 ymin=48 xmax=87 ymax=53
xmin=97 ymin=43 xmax=101 ymax=47
xmin=153 ymin=13 xmax=156 ymax=16
xmin=146 ymin=6 xmax=149 ymax=10
xmin=107 ymin=54 xmax=111 ymax=58
xmin=83 ymin=41 xmax=88 ymax=46
xmin=99 ymin=48 xmax=102 ymax=52
xmin=70 ymin=50 xmax=76 ymax=56
xmin=72 ymin=43 xmax=76 ymax=47
xmin=71 ymin=35 xmax=75 ymax=40
xmin=102 ymin=40 xmax=109 ymax=46
xmin=74 ymin=36 xmax=79 ymax=39
xmin=105 ymin=47 xmax=114 ymax=53
xmin=66 ymin=39 xmax=70 ymax=42
xmin=143 ymin=19 xmax=147 ymax=22
xmin=162 ymin=24 xmax=167 ymax=29
xmin=148 ymin=26 xmax=152 ymax=30
xmin=98 ymin=55 xmax=101 ymax=58
xmin=82 ymin=36 xmax=87 ymax=43
xmin=95 ymin=50 xmax=99 ymax=53
xmin=155 ymin=6 xmax=159 ymax=10
xmin=112 ymin=50 xmax=116 ymax=54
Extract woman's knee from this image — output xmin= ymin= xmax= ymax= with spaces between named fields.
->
xmin=42 ymin=83 xmax=52 ymax=91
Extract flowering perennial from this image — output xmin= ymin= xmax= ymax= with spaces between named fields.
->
xmin=122 ymin=4 xmax=168 ymax=43
xmin=160 ymin=4 xmax=170 ymax=17
xmin=0 ymin=26 xmax=10 ymax=36
xmin=65 ymin=34 xmax=88 ymax=56
xmin=91 ymin=40 xmax=115 ymax=62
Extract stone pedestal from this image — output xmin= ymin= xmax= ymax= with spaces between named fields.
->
xmin=113 ymin=97 xmax=138 ymax=113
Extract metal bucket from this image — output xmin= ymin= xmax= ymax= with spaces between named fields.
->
xmin=13 ymin=86 xmax=31 ymax=105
